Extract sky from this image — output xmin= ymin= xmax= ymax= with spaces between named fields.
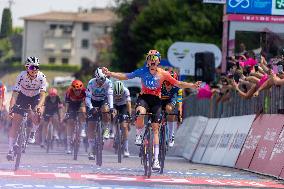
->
xmin=0 ymin=0 xmax=116 ymax=27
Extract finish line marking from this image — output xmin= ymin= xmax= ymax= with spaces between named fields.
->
xmin=0 ymin=170 xmax=283 ymax=188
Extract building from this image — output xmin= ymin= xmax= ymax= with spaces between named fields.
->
xmin=22 ymin=8 xmax=117 ymax=65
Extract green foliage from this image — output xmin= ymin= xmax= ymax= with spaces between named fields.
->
xmin=12 ymin=27 xmax=23 ymax=35
xmin=0 ymin=38 xmax=14 ymax=62
xmin=112 ymin=0 xmax=223 ymax=72
xmin=0 ymin=8 xmax=13 ymax=38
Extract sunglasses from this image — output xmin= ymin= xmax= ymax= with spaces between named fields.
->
xmin=28 ymin=65 xmax=39 ymax=71
xmin=146 ymin=55 xmax=159 ymax=62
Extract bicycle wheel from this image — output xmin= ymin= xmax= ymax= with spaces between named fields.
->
xmin=159 ymin=124 xmax=166 ymax=174
xmin=96 ymin=121 xmax=103 ymax=166
xmin=46 ymin=123 xmax=53 ymax=153
xmin=15 ymin=124 xmax=25 ymax=171
xmin=117 ymin=123 xmax=122 ymax=163
xmin=73 ymin=124 xmax=80 ymax=160
xmin=22 ymin=127 xmax=28 ymax=153
xmin=143 ymin=125 xmax=153 ymax=178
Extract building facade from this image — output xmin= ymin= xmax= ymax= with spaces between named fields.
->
xmin=22 ymin=9 xmax=117 ymax=65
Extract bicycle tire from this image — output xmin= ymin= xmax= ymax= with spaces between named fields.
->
xmin=117 ymin=123 xmax=122 ymax=163
xmin=159 ymin=124 xmax=166 ymax=174
xmin=15 ymin=124 xmax=25 ymax=171
xmin=96 ymin=121 xmax=103 ymax=166
xmin=146 ymin=126 xmax=153 ymax=178
xmin=73 ymin=124 xmax=80 ymax=160
xmin=22 ymin=128 xmax=28 ymax=153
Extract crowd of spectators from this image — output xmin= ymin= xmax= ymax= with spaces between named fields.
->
xmin=196 ymin=49 xmax=284 ymax=104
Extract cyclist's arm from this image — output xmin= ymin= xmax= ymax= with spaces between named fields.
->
xmin=163 ymin=70 xmax=200 ymax=89
xmin=38 ymin=91 xmax=46 ymax=108
xmin=85 ymin=83 xmax=93 ymax=110
xmin=125 ymin=88 xmax=131 ymax=114
xmin=9 ymin=91 xmax=19 ymax=111
xmin=107 ymin=83 xmax=114 ymax=109
xmin=103 ymin=67 xmax=143 ymax=80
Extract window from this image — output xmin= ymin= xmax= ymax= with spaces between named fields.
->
xmin=62 ymin=58 xmax=69 ymax=64
xmin=48 ymin=57 xmax=56 ymax=64
xmin=81 ymin=39 xmax=89 ymax=49
xmin=82 ymin=22 xmax=89 ymax=31
xmin=50 ymin=24 xmax=57 ymax=30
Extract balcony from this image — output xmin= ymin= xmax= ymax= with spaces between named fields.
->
xmin=44 ymin=29 xmax=74 ymax=38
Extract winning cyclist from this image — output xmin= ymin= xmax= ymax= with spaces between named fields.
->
xmin=41 ymin=87 xmax=63 ymax=148
xmin=161 ymin=70 xmax=183 ymax=147
xmin=64 ymin=80 xmax=86 ymax=154
xmin=102 ymin=49 xmax=200 ymax=169
xmin=85 ymin=68 xmax=113 ymax=160
xmin=113 ymin=81 xmax=132 ymax=157
xmin=7 ymin=57 xmax=47 ymax=160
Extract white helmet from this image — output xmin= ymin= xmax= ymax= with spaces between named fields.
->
xmin=25 ymin=56 xmax=40 ymax=67
xmin=113 ymin=81 xmax=124 ymax=96
xmin=94 ymin=67 xmax=106 ymax=83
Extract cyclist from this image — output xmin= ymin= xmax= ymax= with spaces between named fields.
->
xmin=113 ymin=81 xmax=132 ymax=157
xmin=41 ymin=87 xmax=63 ymax=148
xmin=161 ymin=70 xmax=183 ymax=147
xmin=85 ymin=67 xmax=113 ymax=160
xmin=64 ymin=80 xmax=86 ymax=154
xmin=7 ymin=56 xmax=47 ymax=160
xmin=102 ymin=49 xmax=200 ymax=169
xmin=0 ymin=81 xmax=6 ymax=127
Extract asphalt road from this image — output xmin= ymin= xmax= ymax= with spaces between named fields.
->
xmin=0 ymin=127 xmax=284 ymax=189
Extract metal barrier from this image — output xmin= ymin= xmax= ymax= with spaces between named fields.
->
xmin=183 ymin=86 xmax=284 ymax=118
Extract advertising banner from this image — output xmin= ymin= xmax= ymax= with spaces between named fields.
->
xmin=171 ymin=117 xmax=208 ymax=157
xmin=182 ymin=117 xmax=208 ymax=160
xmin=167 ymin=42 xmax=221 ymax=76
xmin=235 ymin=115 xmax=270 ymax=169
xmin=192 ymin=118 xmax=220 ymax=163
xmin=227 ymin=0 xmax=272 ymax=15
xmin=203 ymin=0 xmax=226 ymax=3
xmin=200 ymin=118 xmax=231 ymax=164
xmin=227 ymin=0 xmax=284 ymax=16
xmin=249 ymin=114 xmax=284 ymax=174
xmin=264 ymin=127 xmax=284 ymax=177
xmin=221 ymin=115 xmax=255 ymax=167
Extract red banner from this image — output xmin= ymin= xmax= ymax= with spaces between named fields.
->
xmin=235 ymin=115 xmax=270 ymax=169
xmin=249 ymin=115 xmax=284 ymax=174
xmin=264 ymin=127 xmax=284 ymax=177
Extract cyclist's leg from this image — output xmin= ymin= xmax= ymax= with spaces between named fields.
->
xmin=28 ymin=95 xmax=41 ymax=144
xmin=118 ymin=105 xmax=130 ymax=156
xmin=41 ymin=115 xmax=49 ymax=147
xmin=78 ymin=106 xmax=87 ymax=137
xmin=149 ymin=97 xmax=162 ymax=169
xmin=66 ymin=114 xmax=76 ymax=154
xmin=7 ymin=113 xmax=23 ymax=159
xmin=135 ymin=95 xmax=148 ymax=145
xmin=87 ymin=108 xmax=96 ymax=159
xmin=101 ymin=103 xmax=111 ymax=139
xmin=166 ymin=103 xmax=176 ymax=147
xmin=51 ymin=113 xmax=60 ymax=141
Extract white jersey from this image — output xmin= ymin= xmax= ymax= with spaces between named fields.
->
xmin=85 ymin=78 xmax=113 ymax=109
xmin=114 ymin=87 xmax=131 ymax=106
xmin=14 ymin=71 xmax=47 ymax=97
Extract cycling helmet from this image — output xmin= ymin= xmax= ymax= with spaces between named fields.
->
xmin=48 ymin=88 xmax=58 ymax=96
xmin=113 ymin=81 xmax=124 ymax=96
xmin=25 ymin=56 xmax=40 ymax=67
xmin=71 ymin=80 xmax=84 ymax=90
xmin=94 ymin=67 xmax=106 ymax=83
xmin=146 ymin=49 xmax=161 ymax=62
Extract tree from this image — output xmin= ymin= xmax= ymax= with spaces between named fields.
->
xmin=112 ymin=0 xmax=223 ymax=72
xmin=0 ymin=38 xmax=14 ymax=63
xmin=112 ymin=0 xmax=149 ymax=72
xmin=0 ymin=8 xmax=13 ymax=38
